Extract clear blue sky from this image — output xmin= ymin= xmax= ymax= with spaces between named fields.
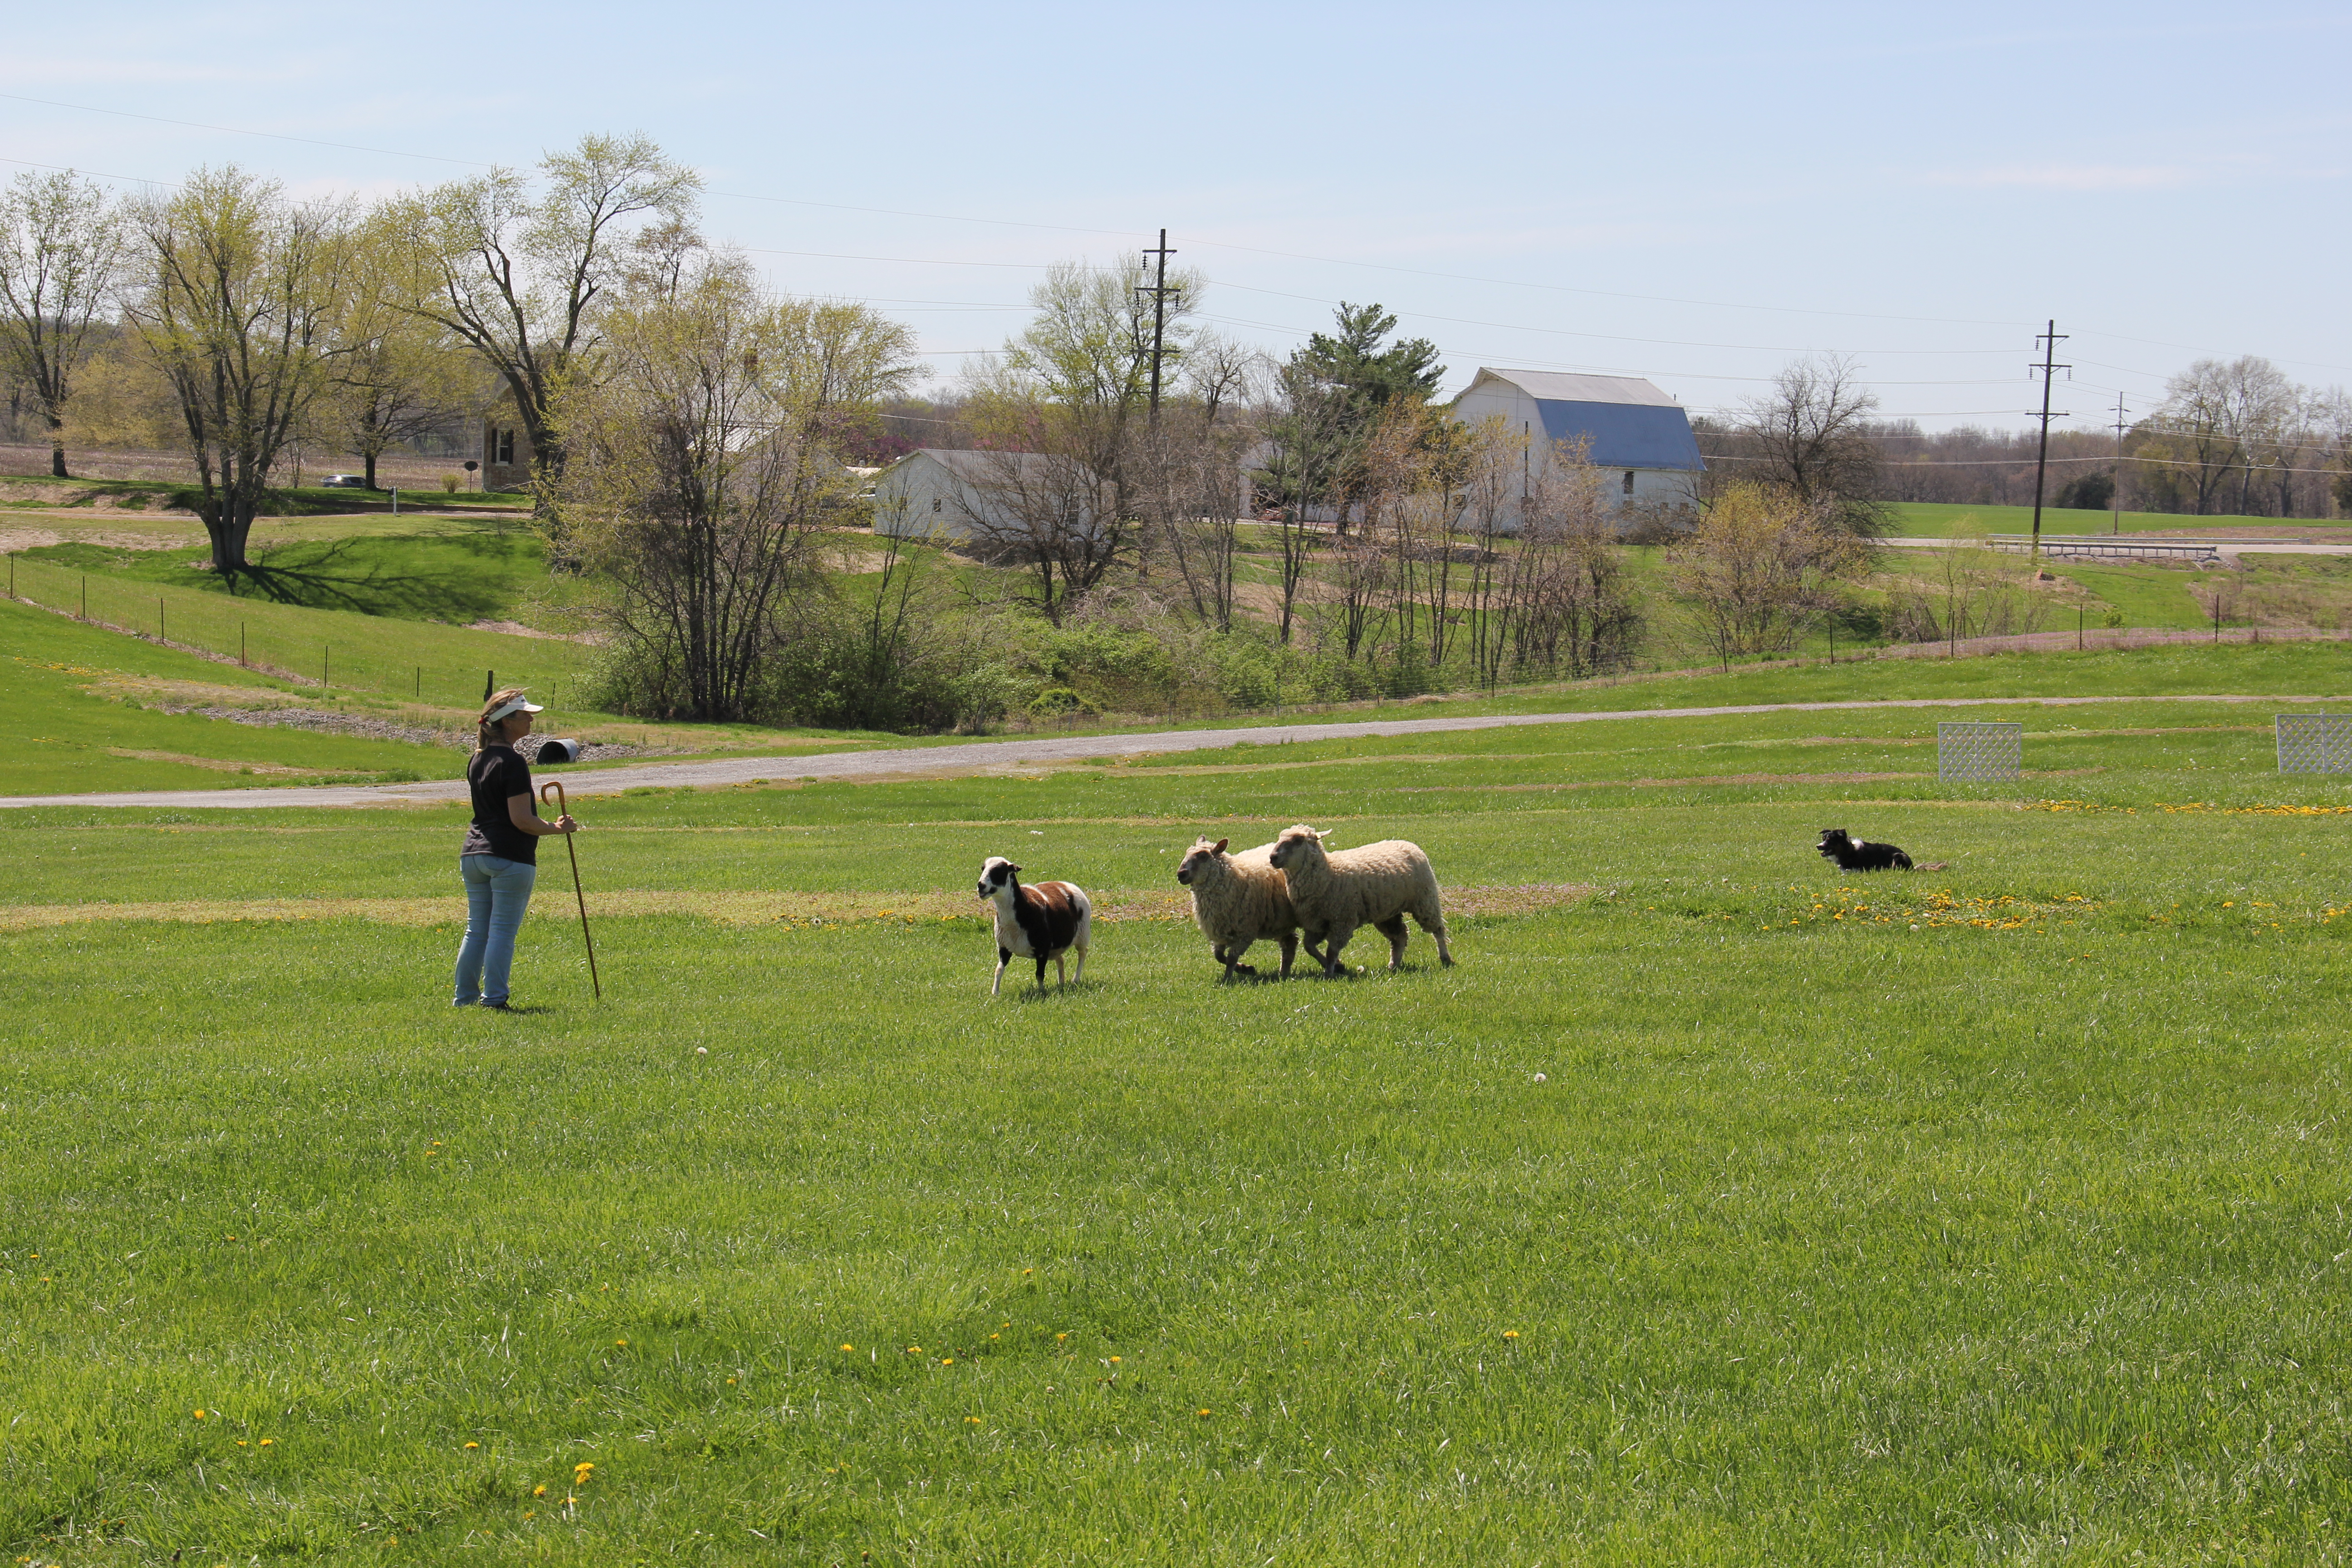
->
xmin=6 ymin=1 xmax=2346 ymax=431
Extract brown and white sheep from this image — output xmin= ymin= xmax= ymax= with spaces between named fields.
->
xmin=1175 ymin=836 xmax=1299 ymax=980
xmin=1267 ymin=824 xmax=1453 ymax=976
xmin=976 ymin=856 xmax=1091 ymax=995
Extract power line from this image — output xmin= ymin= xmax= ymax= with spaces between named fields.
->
xmin=1209 ymin=278 xmax=2016 ymax=357
xmin=0 ymin=91 xmax=495 ymax=168
xmin=1176 ymin=232 xmax=2035 ymax=330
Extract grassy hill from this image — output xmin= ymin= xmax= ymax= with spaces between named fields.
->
xmin=4 ymin=690 xmax=2351 ymax=1558
xmin=3 ymin=544 xmax=591 ymax=712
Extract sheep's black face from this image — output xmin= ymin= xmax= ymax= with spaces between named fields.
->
xmin=977 ymin=857 xmax=1018 ymax=900
xmin=1176 ymin=848 xmax=1207 ymax=886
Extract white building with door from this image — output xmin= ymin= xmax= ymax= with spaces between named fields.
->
xmin=1448 ymin=369 xmax=1704 ymax=517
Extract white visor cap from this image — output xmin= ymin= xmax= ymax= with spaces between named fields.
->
xmin=484 ymin=696 xmax=545 ymax=724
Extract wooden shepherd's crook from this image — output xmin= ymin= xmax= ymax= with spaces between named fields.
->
xmin=539 ymin=779 xmax=601 ymax=1000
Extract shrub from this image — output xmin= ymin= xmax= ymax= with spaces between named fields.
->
xmin=441 ymin=474 xmax=462 ymax=493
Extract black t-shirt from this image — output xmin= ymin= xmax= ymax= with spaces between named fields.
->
xmin=461 ymin=745 xmax=537 ymax=864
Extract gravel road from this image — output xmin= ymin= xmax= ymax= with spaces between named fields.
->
xmin=6 ymin=692 xmax=2343 ymax=811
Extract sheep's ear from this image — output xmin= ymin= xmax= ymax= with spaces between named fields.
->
xmin=1007 ymin=863 xmax=1022 ymax=876
xmin=1213 ymin=838 xmax=1228 ymax=854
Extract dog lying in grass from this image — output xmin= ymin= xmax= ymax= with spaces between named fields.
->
xmin=1817 ymin=828 xmax=1915 ymax=872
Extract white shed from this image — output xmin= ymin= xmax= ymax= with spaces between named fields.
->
xmin=871 ymin=448 xmax=1076 ymax=540
xmin=1449 ymin=369 xmax=1704 ymax=513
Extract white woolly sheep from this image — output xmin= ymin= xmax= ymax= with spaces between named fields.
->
xmin=1175 ymin=836 xmax=1299 ymax=981
xmin=1267 ymin=824 xmax=1453 ymax=976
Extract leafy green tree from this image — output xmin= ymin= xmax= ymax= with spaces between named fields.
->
xmin=123 ymin=167 xmax=346 ymax=573
xmin=0 ymin=170 xmax=126 ymax=478
xmin=1284 ymin=302 xmax=1443 ymax=532
xmin=387 ymin=134 xmax=701 ymax=504
xmin=2053 ymin=471 xmax=2113 ymax=511
xmin=553 ymin=257 xmax=916 ymax=720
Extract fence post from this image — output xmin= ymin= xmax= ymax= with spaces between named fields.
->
xmin=158 ymin=596 xmax=165 ymax=642
xmin=323 ymin=645 xmax=329 ymax=690
xmin=240 ymin=622 xmax=247 ymax=667
xmin=81 ymin=573 xmax=87 ymax=618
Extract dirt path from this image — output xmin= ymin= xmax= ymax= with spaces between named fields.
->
xmin=6 ymin=692 xmax=2347 ymax=811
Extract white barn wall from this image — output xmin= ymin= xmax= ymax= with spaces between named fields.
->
xmin=1448 ymin=369 xmax=1703 ymax=529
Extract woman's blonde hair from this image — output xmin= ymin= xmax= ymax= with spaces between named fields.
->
xmin=476 ymin=687 xmax=532 ymax=750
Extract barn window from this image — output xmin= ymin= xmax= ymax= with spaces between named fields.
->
xmin=492 ymin=428 xmax=515 ymax=465
xmin=1622 ymin=470 xmax=1635 ymax=495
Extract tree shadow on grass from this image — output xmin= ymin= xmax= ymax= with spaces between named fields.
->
xmin=218 ymin=536 xmax=517 ymax=622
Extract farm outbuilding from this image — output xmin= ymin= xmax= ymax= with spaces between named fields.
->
xmin=870 ymin=448 xmax=1096 ymax=541
xmin=1448 ymin=368 xmax=1704 ymax=515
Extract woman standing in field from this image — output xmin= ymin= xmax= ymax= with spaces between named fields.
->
xmin=453 ymin=688 xmax=576 ymax=1010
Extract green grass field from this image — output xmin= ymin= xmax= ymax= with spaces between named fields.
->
xmin=5 ymin=658 xmax=2352 ymax=1562
xmin=1 ymin=550 xmax=592 ymax=717
xmin=17 ymin=532 xmax=563 ymax=627
xmin=1891 ymin=501 xmax=2347 ymax=539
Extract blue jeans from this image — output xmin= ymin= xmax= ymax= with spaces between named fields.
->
xmin=454 ymin=854 xmax=537 ymax=1006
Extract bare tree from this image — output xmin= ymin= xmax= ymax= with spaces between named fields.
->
xmin=2156 ymin=356 xmax=2297 ymax=515
xmin=554 ymin=258 xmax=916 ymax=720
xmin=1882 ymin=520 xmax=2052 ymax=650
xmin=1731 ymin=354 xmax=1891 ymax=535
xmin=390 ymin=134 xmax=701 ymax=504
xmin=1137 ymin=402 xmax=1255 ymax=632
xmin=0 ymin=171 xmax=126 ymax=478
xmin=952 ymin=443 xmax=1128 ymax=627
xmin=1254 ymin=362 xmax=1347 ymax=644
xmin=123 ymin=168 xmax=346 ymax=573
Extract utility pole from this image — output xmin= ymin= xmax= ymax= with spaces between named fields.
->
xmin=2028 ymin=319 xmax=2071 ymax=558
xmin=2110 ymin=392 xmax=2129 ymax=536
xmin=1138 ymin=228 xmax=1181 ymax=423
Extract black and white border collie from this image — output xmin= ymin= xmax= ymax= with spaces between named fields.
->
xmin=976 ymin=856 xmax=1093 ymax=995
xmin=1817 ymin=828 xmax=1914 ymax=872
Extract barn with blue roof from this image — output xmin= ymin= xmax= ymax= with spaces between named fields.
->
xmin=1449 ymin=368 xmax=1704 ymax=518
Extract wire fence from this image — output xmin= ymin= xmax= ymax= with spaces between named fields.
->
xmin=1937 ymin=722 xmax=2022 ymax=783
xmin=2276 ymin=715 xmax=2352 ymax=775
xmin=4 ymin=551 xmax=588 ymax=710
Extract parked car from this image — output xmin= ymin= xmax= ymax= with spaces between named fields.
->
xmin=319 ymin=474 xmax=370 ymax=489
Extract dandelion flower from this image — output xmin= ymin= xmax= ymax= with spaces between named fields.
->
xmin=1056 ymin=1333 xmax=1068 ymax=1342
xmin=965 ymin=1416 xmax=981 ymax=1424
xmin=522 ymin=1511 xmax=534 ymax=1520
xmin=533 ymin=1485 xmax=547 ymax=1497
xmin=1108 ymin=1356 xmax=1121 ymax=1364
xmin=614 ymin=1338 xmax=628 ymax=1348
xmin=260 ymin=1438 xmax=273 ymax=1447
xmin=906 ymin=1346 xmax=921 ymax=1354
xmin=1502 ymin=1330 xmax=1519 ymax=1340
xmin=941 ymin=1357 xmax=954 ymax=1365
xmin=193 ymin=1409 xmax=206 ymax=1419
xmin=237 ymin=1440 xmax=248 ymax=1447
xmin=840 ymin=1344 xmax=853 ymax=1353
xmin=464 ymin=1441 xmax=480 ymax=1450
xmin=574 ymin=1462 xmax=595 ymax=1476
